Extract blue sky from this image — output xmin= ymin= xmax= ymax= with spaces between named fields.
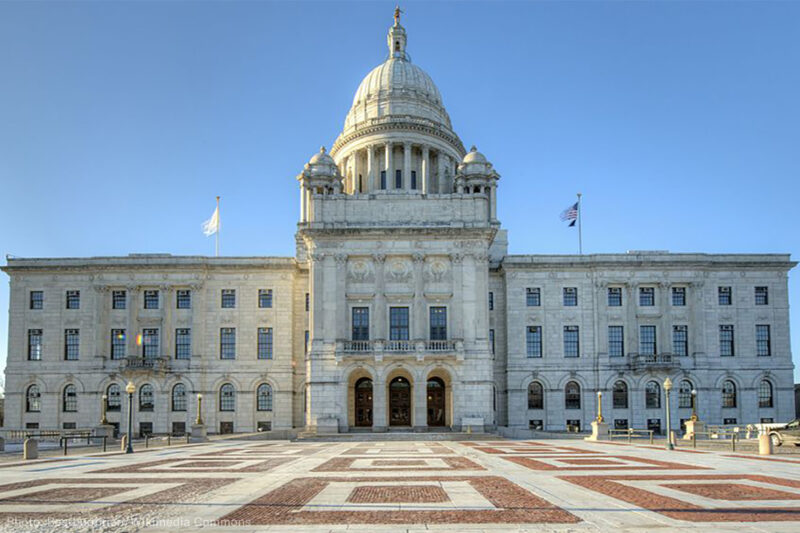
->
xmin=0 ymin=0 xmax=798 ymax=390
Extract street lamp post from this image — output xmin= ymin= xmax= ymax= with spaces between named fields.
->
xmin=690 ymin=389 xmax=698 ymax=422
xmin=125 ymin=381 xmax=136 ymax=454
xmin=596 ymin=391 xmax=603 ymax=423
xmin=196 ymin=394 xmax=204 ymax=425
xmin=100 ymin=394 xmax=108 ymax=425
xmin=663 ymin=377 xmax=673 ymax=450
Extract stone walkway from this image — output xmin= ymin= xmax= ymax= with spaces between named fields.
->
xmin=0 ymin=438 xmax=799 ymax=532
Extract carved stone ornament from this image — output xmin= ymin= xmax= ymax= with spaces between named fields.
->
xmin=347 ymin=258 xmax=374 ymax=282
xmin=335 ymin=253 xmax=348 ymax=265
xmin=310 ymin=252 xmax=326 ymax=262
xmin=449 ymin=253 xmax=463 ymax=264
xmin=372 ymin=253 xmax=386 ymax=263
xmin=425 ymin=258 xmax=450 ymax=281
xmin=386 ymin=258 xmax=412 ymax=282
xmin=412 ymin=252 xmax=425 ymax=263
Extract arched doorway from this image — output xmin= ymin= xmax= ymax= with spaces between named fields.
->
xmin=354 ymin=378 xmax=373 ymax=427
xmin=389 ymin=376 xmax=411 ymax=426
xmin=427 ymin=377 xmax=446 ymax=426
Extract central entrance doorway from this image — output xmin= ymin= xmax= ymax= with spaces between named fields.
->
xmin=427 ymin=377 xmax=445 ymax=426
xmin=389 ymin=376 xmax=411 ymax=426
xmin=354 ymin=378 xmax=373 ymax=427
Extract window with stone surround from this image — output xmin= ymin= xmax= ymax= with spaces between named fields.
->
xmin=106 ymin=384 xmax=121 ymax=411
xmin=564 ymin=326 xmax=579 ymax=357
xmin=758 ymin=380 xmax=773 ymax=408
xmin=679 ymin=379 xmax=694 ymax=408
xmin=175 ymin=328 xmax=191 ymax=359
xmin=66 ymin=290 xmax=80 ymax=309
xmin=429 ymin=307 xmax=447 ymax=340
xmin=639 ymin=287 xmax=655 ymax=306
xmin=719 ymin=325 xmax=734 ymax=356
xmin=528 ymin=382 xmax=543 ymax=409
xmin=639 ymin=325 xmax=657 ymax=355
xmin=563 ymin=287 xmax=578 ymax=306
xmin=390 ymin=307 xmax=410 ymax=340
xmin=220 ymin=328 xmax=236 ymax=359
xmin=380 ymin=170 xmax=386 ymax=189
xmin=28 ymin=329 xmax=42 ymax=360
xmin=672 ymin=325 xmax=688 ymax=356
xmin=613 ymin=381 xmax=628 ymax=409
xmin=489 ymin=329 xmax=495 ymax=355
xmin=755 ymin=286 xmax=769 ymax=305
xmin=351 ymin=307 xmax=369 ymax=341
xmin=526 ymin=326 xmax=541 ymax=357
xmin=526 ymin=287 xmax=541 ymax=306
xmin=607 ymin=287 xmax=622 ymax=307
xmin=608 ymin=325 xmax=624 ymax=357
xmin=111 ymin=329 xmax=126 ymax=359
xmin=756 ymin=324 xmax=771 ymax=356
xmin=112 ymin=290 xmax=126 ymax=310
xmin=143 ymin=290 xmax=159 ymax=309
xmin=172 ymin=383 xmax=187 ymax=411
xmin=565 ymin=381 xmax=581 ymax=409
xmin=395 ymin=169 xmax=402 ymax=188
xmin=718 ymin=286 xmax=732 ymax=305
xmin=257 ymin=327 xmax=273 ymax=359
xmin=411 ymin=170 xmax=417 ymax=189
xmin=257 ymin=383 xmax=273 ymax=411
xmin=219 ymin=383 xmax=235 ymax=411
xmin=671 ymin=287 xmax=686 ymax=306
xmin=258 ymin=289 xmax=273 ymax=308
xmin=26 ymin=385 xmax=41 ymax=412
xmin=722 ymin=380 xmax=737 ymax=408
xmin=139 ymin=384 xmax=154 ymax=411
xmin=62 ymin=384 xmax=77 ymax=412
xmin=64 ymin=329 xmax=79 ymax=360
xmin=142 ymin=328 xmax=159 ymax=358
xmin=488 ymin=291 xmax=494 ymax=310
xmin=30 ymin=290 xmax=43 ymax=310
xmin=221 ymin=289 xmax=236 ymax=308
xmin=176 ymin=289 xmax=191 ymax=309
xmin=645 ymin=381 xmax=661 ymax=409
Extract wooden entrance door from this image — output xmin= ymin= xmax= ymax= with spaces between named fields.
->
xmin=354 ymin=378 xmax=373 ymax=427
xmin=427 ymin=377 xmax=445 ymax=426
xmin=389 ymin=377 xmax=411 ymax=426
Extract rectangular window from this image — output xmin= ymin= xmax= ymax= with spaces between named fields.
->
xmin=30 ymin=291 xmax=43 ymax=310
xmin=526 ymin=287 xmax=541 ymax=307
xmin=608 ymin=325 xmax=624 ymax=357
xmin=723 ymin=418 xmax=737 ymax=425
xmin=389 ymin=307 xmax=410 ymax=340
xmin=66 ymin=290 xmax=80 ymax=309
xmin=112 ymin=290 xmax=126 ymax=310
xmin=526 ymin=326 xmax=542 ymax=358
xmin=63 ymin=422 xmax=76 ymax=429
xmin=756 ymin=324 xmax=771 ymax=356
xmin=257 ymin=327 xmax=273 ymax=359
xmin=304 ymin=330 xmax=309 ymax=353
xmin=607 ymin=287 xmax=622 ymax=307
xmin=639 ymin=287 xmax=655 ymax=306
xmin=142 ymin=328 xmax=159 ymax=358
xmin=172 ymin=422 xmax=186 ymax=436
xmin=139 ymin=422 xmax=153 ymax=436
xmin=380 ymin=170 xmax=386 ymax=189
xmin=672 ymin=287 xmax=686 ymax=306
xmin=176 ymin=289 xmax=191 ymax=309
xmin=220 ymin=328 xmax=236 ymax=359
xmin=718 ymin=286 xmax=732 ymax=305
xmin=221 ymin=289 xmax=236 ymax=308
xmin=719 ymin=325 xmax=734 ymax=356
xmin=489 ymin=329 xmax=495 ymax=355
xmin=755 ymin=286 xmax=769 ymax=305
xmin=175 ymin=328 xmax=191 ymax=359
xmin=258 ymin=289 xmax=273 ymax=308
xmin=639 ymin=325 xmax=657 ymax=355
xmin=429 ymin=307 xmax=447 ymax=340
xmin=64 ymin=329 xmax=79 ymax=360
xmin=411 ymin=170 xmax=417 ymax=189
xmin=111 ymin=329 xmax=126 ymax=359
xmin=563 ymin=287 xmax=578 ymax=306
xmin=488 ymin=291 xmax=494 ymax=311
xmin=672 ymin=325 xmax=688 ymax=356
xmin=143 ymin=290 xmax=159 ymax=309
xmin=395 ymin=169 xmax=402 ymax=188
xmin=305 ymin=292 xmax=310 ymax=312
xmin=352 ymin=307 xmax=369 ymax=341
xmin=614 ymin=419 xmax=629 ymax=430
xmin=564 ymin=326 xmax=580 ymax=357
xmin=28 ymin=329 xmax=42 ymax=360
xmin=529 ymin=420 xmax=543 ymax=430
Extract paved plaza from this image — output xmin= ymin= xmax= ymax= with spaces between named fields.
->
xmin=1 ymin=438 xmax=800 ymax=532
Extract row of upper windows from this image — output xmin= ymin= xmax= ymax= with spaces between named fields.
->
xmin=525 ymin=379 xmax=775 ymax=410
xmin=26 ymin=327 xmax=275 ymax=361
xmin=524 ymin=324 xmax=772 ymax=358
xmin=24 ymin=382 xmax=274 ymax=413
xmin=27 ymin=289 xmax=283 ymax=310
xmin=350 ymin=306 xmax=448 ymax=341
xmin=520 ymin=285 xmax=771 ymax=307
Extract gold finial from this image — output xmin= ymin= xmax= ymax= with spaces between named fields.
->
xmin=394 ymin=5 xmax=403 ymax=25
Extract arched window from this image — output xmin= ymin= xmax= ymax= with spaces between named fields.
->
xmin=645 ymin=381 xmax=661 ymax=409
xmin=565 ymin=381 xmax=581 ymax=409
xmin=219 ymin=383 xmax=235 ymax=411
xmin=106 ymin=384 xmax=121 ymax=411
xmin=722 ymin=380 xmax=737 ymax=408
xmin=26 ymin=384 xmax=41 ymax=413
xmin=758 ymin=380 xmax=773 ymax=408
xmin=172 ymin=383 xmax=186 ymax=412
xmin=257 ymin=384 xmax=273 ymax=412
xmin=678 ymin=380 xmax=694 ymax=408
xmin=62 ymin=384 xmax=77 ymax=412
xmin=139 ymin=384 xmax=154 ymax=411
xmin=528 ymin=382 xmax=543 ymax=410
xmin=612 ymin=381 xmax=628 ymax=409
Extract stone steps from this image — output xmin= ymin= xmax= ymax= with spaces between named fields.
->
xmin=294 ymin=431 xmax=497 ymax=442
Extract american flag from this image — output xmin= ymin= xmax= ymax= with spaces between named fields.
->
xmin=560 ymin=202 xmax=579 ymax=227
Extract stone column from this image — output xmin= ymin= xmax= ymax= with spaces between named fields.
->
xmin=373 ymin=254 xmax=386 ymax=340
xmin=335 ymin=254 xmax=347 ymax=340
xmin=372 ymin=377 xmax=387 ymax=431
xmin=451 ymin=254 xmax=464 ymax=340
xmin=384 ymin=142 xmax=393 ymax=189
xmin=489 ymin=183 xmax=497 ymax=221
xmin=352 ymin=151 xmax=360 ymax=194
xmin=366 ymin=145 xmax=375 ymax=191
xmin=403 ymin=142 xmax=411 ymax=190
xmin=413 ymin=378 xmax=427 ymax=431
xmin=127 ymin=286 xmax=140 ymax=356
xmin=658 ymin=282 xmax=670 ymax=354
xmin=162 ymin=286 xmax=174 ymax=359
xmin=422 ymin=146 xmax=430 ymax=193
xmin=437 ymin=154 xmax=447 ymax=193
xmin=299 ymin=186 xmax=306 ymax=222
xmin=413 ymin=253 xmax=425 ymax=341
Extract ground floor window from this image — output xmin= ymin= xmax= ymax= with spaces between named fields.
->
xmin=528 ymin=419 xmax=543 ymax=430
xmin=220 ymin=421 xmax=234 ymax=434
xmin=614 ymin=419 xmax=629 ymax=430
xmin=647 ymin=418 xmax=662 ymax=435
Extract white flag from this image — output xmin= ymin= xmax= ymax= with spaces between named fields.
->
xmin=202 ymin=206 xmax=219 ymax=236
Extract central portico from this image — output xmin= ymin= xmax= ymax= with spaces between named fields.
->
xmin=296 ymin=14 xmax=501 ymax=434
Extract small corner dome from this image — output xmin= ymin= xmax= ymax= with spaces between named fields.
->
xmin=309 ymin=146 xmax=335 ymax=166
xmin=462 ymin=146 xmax=487 ymax=164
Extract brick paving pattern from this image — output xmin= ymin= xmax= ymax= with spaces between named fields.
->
xmin=346 ymin=485 xmax=450 ymax=503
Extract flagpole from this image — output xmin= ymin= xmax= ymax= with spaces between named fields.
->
xmin=215 ymin=196 xmax=220 ymax=257
xmin=577 ymin=192 xmax=583 ymax=255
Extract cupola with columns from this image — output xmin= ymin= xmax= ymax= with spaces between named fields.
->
xmin=455 ymin=146 xmax=501 ymax=223
xmin=296 ymin=147 xmax=342 ymax=223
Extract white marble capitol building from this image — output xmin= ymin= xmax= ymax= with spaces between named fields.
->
xmin=2 ymin=16 xmax=796 ymax=437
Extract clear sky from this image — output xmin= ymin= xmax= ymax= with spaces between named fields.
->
xmin=0 ymin=0 xmax=798 ymax=392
